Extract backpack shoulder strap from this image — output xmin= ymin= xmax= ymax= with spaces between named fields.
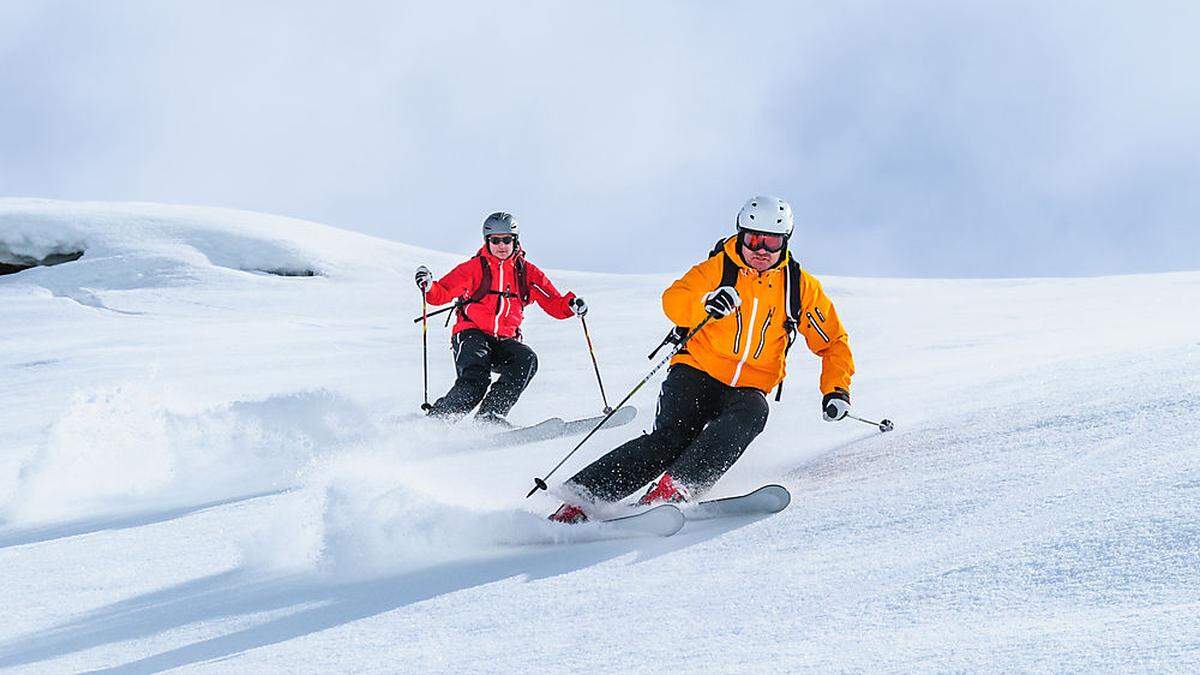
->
xmin=467 ymin=255 xmax=491 ymax=303
xmin=784 ymin=257 xmax=803 ymax=325
xmin=719 ymin=253 xmax=739 ymax=289
xmin=712 ymin=237 xmax=740 ymax=289
xmin=515 ymin=257 xmax=530 ymax=304
xmin=775 ymin=256 xmax=805 ymax=402
xmin=456 ymin=255 xmax=492 ymax=321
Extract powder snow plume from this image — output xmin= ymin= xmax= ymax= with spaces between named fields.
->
xmin=2 ymin=384 xmax=369 ymax=524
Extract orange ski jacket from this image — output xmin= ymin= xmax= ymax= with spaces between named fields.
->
xmin=662 ymin=236 xmax=854 ymax=396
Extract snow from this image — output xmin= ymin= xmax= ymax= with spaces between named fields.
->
xmin=1 ymin=198 xmax=1197 ymax=672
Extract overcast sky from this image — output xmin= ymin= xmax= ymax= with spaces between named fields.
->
xmin=2 ymin=1 xmax=1197 ymax=276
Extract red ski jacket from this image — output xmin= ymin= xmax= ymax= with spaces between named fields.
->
xmin=424 ymin=246 xmax=576 ymax=339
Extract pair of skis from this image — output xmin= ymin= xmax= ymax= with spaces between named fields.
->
xmin=586 ymin=484 xmax=792 ymax=537
xmin=491 ymin=414 xmax=790 ymax=534
xmin=477 ymin=413 xmax=792 ymax=536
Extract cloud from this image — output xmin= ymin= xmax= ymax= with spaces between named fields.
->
xmin=1 ymin=0 xmax=1197 ymax=276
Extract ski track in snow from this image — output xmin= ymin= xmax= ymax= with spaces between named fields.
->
xmin=1 ymin=199 xmax=1198 ymax=672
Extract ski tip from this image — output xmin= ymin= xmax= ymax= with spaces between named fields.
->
xmin=755 ymin=484 xmax=791 ymax=512
xmin=647 ymin=504 xmax=686 ymax=536
xmin=647 ymin=503 xmax=685 ymax=516
xmin=602 ymin=503 xmax=684 ymax=537
xmin=608 ymin=406 xmax=637 ymax=423
xmin=489 ymin=418 xmax=567 ymax=446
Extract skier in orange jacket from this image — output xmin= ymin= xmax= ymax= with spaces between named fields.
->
xmin=550 ymin=196 xmax=854 ymax=522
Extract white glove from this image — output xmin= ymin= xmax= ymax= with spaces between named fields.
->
xmin=702 ymin=286 xmax=741 ymax=318
xmin=822 ymin=391 xmax=850 ymax=421
xmin=569 ymin=296 xmax=588 ymax=316
xmin=415 ymin=265 xmax=432 ymax=291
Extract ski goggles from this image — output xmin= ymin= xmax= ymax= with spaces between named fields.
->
xmin=486 ymin=235 xmax=515 ymax=245
xmin=739 ymin=230 xmax=787 ymax=253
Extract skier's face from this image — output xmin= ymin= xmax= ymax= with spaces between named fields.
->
xmin=743 ymin=245 xmax=781 ymax=271
xmin=739 ymin=230 xmax=785 ymax=271
xmin=486 ymin=235 xmax=515 ymax=259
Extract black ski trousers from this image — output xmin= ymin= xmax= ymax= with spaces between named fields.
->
xmin=429 ymin=329 xmax=538 ymax=420
xmin=567 ymin=363 xmax=768 ymax=502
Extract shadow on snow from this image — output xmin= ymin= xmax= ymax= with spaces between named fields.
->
xmin=0 ymin=490 xmax=289 ymax=550
xmin=0 ymin=515 xmax=767 ymax=673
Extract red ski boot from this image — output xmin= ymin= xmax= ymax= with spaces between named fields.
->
xmin=548 ymin=503 xmax=588 ymax=524
xmin=637 ymin=472 xmax=691 ymax=506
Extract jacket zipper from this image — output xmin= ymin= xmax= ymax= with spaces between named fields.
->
xmin=753 ymin=309 xmax=773 ymax=359
xmin=806 ymin=311 xmax=830 ymax=343
xmin=729 ymin=297 xmax=759 ymax=386
xmin=493 ymin=261 xmax=506 ymax=336
xmin=732 ymin=306 xmax=744 ymax=353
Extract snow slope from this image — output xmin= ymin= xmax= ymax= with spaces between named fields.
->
xmin=1 ymin=199 xmax=1197 ymax=672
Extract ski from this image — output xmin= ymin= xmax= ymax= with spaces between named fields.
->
xmin=490 ymin=406 xmax=639 ymax=447
xmin=489 ymin=417 xmax=567 ymax=446
xmin=597 ymin=503 xmax=684 ymax=537
xmin=684 ymin=484 xmax=791 ymax=521
xmin=561 ymin=405 xmax=638 ymax=435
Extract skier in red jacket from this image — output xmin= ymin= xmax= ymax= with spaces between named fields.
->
xmin=415 ymin=212 xmax=586 ymax=426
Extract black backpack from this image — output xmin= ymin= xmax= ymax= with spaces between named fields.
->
xmin=649 ymin=237 xmax=804 ymax=400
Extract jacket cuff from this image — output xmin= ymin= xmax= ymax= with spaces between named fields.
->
xmin=822 ymin=388 xmax=850 ymax=405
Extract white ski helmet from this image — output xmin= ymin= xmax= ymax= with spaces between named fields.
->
xmin=482 ymin=212 xmax=518 ymax=237
xmin=736 ymin=196 xmax=793 ymax=236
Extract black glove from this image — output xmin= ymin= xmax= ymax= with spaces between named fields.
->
xmin=702 ymin=286 xmax=741 ymax=318
xmin=569 ymin=296 xmax=587 ymax=316
xmin=415 ymin=265 xmax=432 ymax=291
xmin=822 ymin=390 xmax=850 ymax=421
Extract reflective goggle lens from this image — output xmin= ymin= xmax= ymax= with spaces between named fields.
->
xmin=487 ymin=235 xmax=514 ymax=245
xmin=741 ymin=231 xmax=785 ymax=252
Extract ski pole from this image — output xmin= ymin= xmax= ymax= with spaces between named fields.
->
xmin=846 ymin=413 xmax=893 ymax=433
xmin=525 ymin=314 xmax=714 ymax=498
xmin=579 ymin=315 xmax=612 ymax=414
xmin=420 ymin=290 xmax=432 ymax=411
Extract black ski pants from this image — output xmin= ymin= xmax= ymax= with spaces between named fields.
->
xmin=429 ymin=329 xmax=538 ymax=420
xmin=567 ymin=363 xmax=768 ymax=502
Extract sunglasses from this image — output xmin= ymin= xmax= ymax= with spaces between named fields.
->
xmin=486 ymin=235 xmax=515 ymax=245
xmin=740 ymin=231 xmax=786 ymax=253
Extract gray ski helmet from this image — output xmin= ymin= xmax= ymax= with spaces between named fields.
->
xmin=736 ymin=195 xmax=793 ymax=236
xmin=482 ymin=212 xmax=518 ymax=238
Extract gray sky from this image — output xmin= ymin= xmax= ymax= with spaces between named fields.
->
xmin=2 ymin=1 xmax=1197 ymax=276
